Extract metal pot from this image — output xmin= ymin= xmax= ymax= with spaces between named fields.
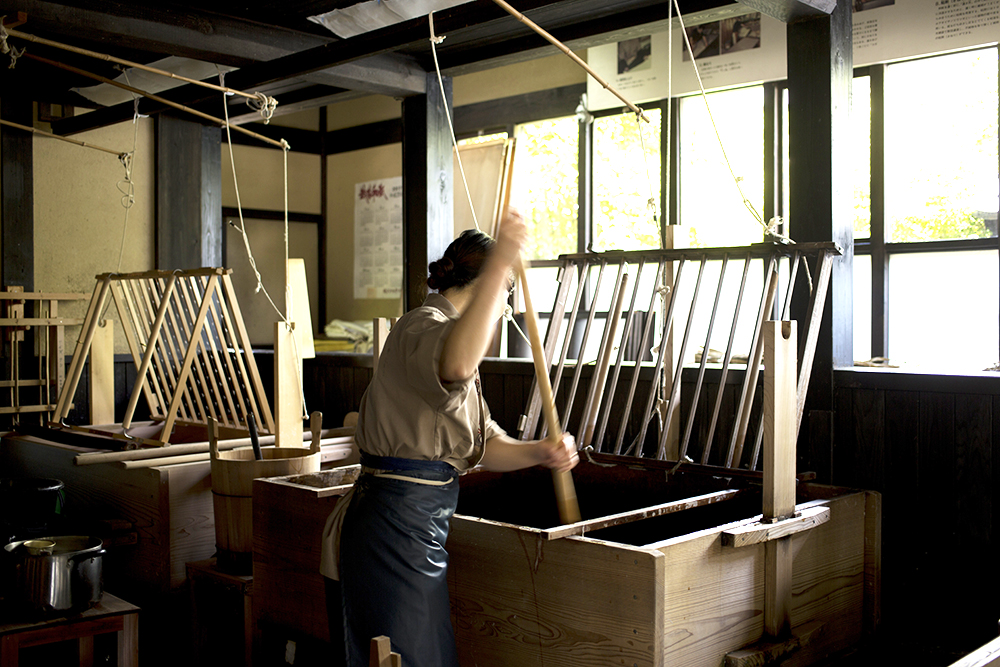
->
xmin=3 ymin=535 xmax=104 ymax=616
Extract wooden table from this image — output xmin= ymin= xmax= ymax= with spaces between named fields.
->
xmin=0 ymin=593 xmax=139 ymax=666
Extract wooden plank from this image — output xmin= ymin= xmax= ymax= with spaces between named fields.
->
xmin=88 ymin=320 xmax=115 ymax=425
xmin=274 ymin=321 xmax=305 ymax=447
xmin=763 ymin=320 xmax=797 ymax=521
xmin=288 ymin=258 xmax=315 ymax=359
xmin=724 ymin=621 xmax=824 ymax=667
xmin=0 ymin=317 xmax=85 ymax=326
xmin=863 ymin=491 xmax=882 ymax=637
xmin=543 ymin=489 xmax=743 ymax=540
xmin=949 ymin=635 xmax=1000 ymax=667
xmin=449 ymin=515 xmax=664 ymax=667
xmin=372 ymin=317 xmax=391 ymax=374
xmin=721 ymin=506 xmax=830 ymax=548
xmin=955 ymin=394 xmax=991 ymax=544
xmin=0 ymin=291 xmax=88 ymax=300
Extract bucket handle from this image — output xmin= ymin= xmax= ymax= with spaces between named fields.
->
xmin=208 ymin=417 xmax=219 ymax=461
xmin=310 ymin=411 xmax=323 ymax=455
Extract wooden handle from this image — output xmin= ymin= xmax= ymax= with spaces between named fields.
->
xmin=208 ymin=416 xmax=219 ymax=461
xmin=515 ymin=257 xmax=581 ymax=524
xmin=310 ymin=411 xmax=323 ymax=454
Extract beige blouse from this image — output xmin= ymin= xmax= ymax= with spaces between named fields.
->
xmin=354 ymin=292 xmax=506 ymax=471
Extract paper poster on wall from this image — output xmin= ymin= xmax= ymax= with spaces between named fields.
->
xmin=354 ymin=177 xmax=403 ymax=300
xmin=587 ymin=0 xmax=1000 ymax=109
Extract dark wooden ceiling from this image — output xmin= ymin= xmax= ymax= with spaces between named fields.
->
xmin=0 ymin=0 xmax=742 ymax=134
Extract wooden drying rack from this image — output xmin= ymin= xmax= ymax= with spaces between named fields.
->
xmin=52 ymin=268 xmax=274 ymax=447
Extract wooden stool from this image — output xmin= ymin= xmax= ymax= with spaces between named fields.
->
xmin=0 ymin=592 xmax=139 ymax=666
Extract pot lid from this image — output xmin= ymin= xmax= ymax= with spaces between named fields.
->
xmin=4 ymin=535 xmax=102 ymax=555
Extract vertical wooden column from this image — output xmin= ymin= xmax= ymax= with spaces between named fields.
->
xmin=1 ymin=97 xmax=34 ymax=292
xmin=786 ymin=0 xmax=853 ymax=482
xmin=156 ymin=114 xmax=223 ymax=270
xmin=762 ymin=319 xmax=798 ymax=639
xmin=402 ymin=73 xmax=454 ymax=312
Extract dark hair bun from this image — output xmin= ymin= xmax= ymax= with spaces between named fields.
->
xmin=426 ymin=229 xmax=496 ymax=293
xmin=426 ymin=257 xmax=456 ymax=291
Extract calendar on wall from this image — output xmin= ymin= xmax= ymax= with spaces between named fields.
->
xmin=353 ymin=177 xmax=403 ymax=300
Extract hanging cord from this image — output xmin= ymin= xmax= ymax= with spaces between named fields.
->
xmin=247 ymin=91 xmax=279 ymax=124
xmin=0 ymin=18 xmax=22 ymax=68
xmin=635 ymin=112 xmax=659 ymax=229
xmin=115 ymin=73 xmax=143 ymax=274
xmin=503 ymin=304 xmax=531 ymax=347
xmin=672 ymin=0 xmax=766 ymax=231
xmin=428 ymin=11 xmax=481 ymax=232
xmin=218 ymin=70 xmax=308 ymax=418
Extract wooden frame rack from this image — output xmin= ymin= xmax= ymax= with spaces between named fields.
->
xmin=52 ymin=268 xmax=274 ymax=446
xmin=518 ymin=241 xmax=841 ymax=470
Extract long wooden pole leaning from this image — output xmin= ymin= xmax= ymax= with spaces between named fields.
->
xmin=514 ymin=256 xmax=581 ymax=524
xmin=490 ymin=0 xmax=649 ymax=124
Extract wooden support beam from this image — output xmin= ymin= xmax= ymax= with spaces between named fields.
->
xmin=762 ymin=319 xmax=797 ymax=640
xmin=724 ymin=621 xmax=824 ymax=667
xmin=733 ymin=0 xmax=835 ymax=22
xmin=155 ymin=114 xmax=222 ymax=270
xmin=402 ymin=73 xmax=454 ymax=312
xmin=1 ymin=96 xmax=34 ymax=292
xmin=786 ymin=0 xmax=854 ymax=484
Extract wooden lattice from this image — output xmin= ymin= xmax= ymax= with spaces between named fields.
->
xmin=53 ymin=268 xmax=274 ymax=446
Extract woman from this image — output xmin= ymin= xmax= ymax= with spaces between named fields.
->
xmin=320 ymin=210 xmax=579 ymax=667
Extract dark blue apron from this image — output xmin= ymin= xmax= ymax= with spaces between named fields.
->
xmin=339 ymin=453 xmax=460 ymax=667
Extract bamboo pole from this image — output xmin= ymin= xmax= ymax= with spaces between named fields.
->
xmin=23 ymin=53 xmax=287 ymax=150
xmin=0 ymin=119 xmax=123 ymax=156
xmin=490 ymin=0 xmax=650 ymax=123
xmin=7 ymin=28 xmax=264 ymax=103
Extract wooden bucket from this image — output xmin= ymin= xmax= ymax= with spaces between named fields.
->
xmin=210 ymin=436 xmax=321 ymax=573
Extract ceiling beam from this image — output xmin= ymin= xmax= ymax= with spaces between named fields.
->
xmin=735 ymin=0 xmax=835 ymax=22
xmin=49 ymin=0 xmax=571 ymax=135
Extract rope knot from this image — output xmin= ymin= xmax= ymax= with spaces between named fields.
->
xmin=247 ymin=92 xmax=278 ymax=124
xmin=7 ymin=44 xmax=24 ymax=69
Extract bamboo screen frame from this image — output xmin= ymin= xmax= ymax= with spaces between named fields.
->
xmin=53 ymin=268 xmax=274 ymax=446
xmin=517 ymin=241 xmax=840 ymax=471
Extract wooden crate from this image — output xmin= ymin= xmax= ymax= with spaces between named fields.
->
xmin=251 ymin=457 xmax=879 ymax=667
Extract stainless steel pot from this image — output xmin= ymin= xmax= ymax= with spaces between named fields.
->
xmin=3 ymin=535 xmax=104 ymax=616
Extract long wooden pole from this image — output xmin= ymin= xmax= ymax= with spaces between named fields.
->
xmin=7 ymin=28 xmax=263 ymax=103
xmin=23 ymin=53 xmax=287 ymax=150
xmin=490 ymin=0 xmax=650 ymax=123
xmin=0 ymin=119 xmax=123 ymax=156
xmin=515 ymin=256 xmax=582 ymax=524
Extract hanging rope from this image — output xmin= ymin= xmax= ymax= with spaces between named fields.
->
xmin=218 ymin=71 xmax=308 ymax=418
xmin=672 ymin=0 xmax=766 ymax=231
xmin=115 ymin=82 xmax=143 ymax=274
xmin=428 ymin=11 xmax=481 ymax=232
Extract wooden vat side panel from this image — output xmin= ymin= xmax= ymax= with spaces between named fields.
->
xmin=658 ymin=518 xmax=764 ymax=666
xmin=252 ymin=479 xmax=347 ymax=643
xmin=656 ymin=492 xmax=867 ymax=667
xmin=0 ymin=436 xmax=172 ymax=595
xmin=863 ymin=490 xmax=882 ymax=637
xmin=784 ymin=492 xmax=866 ymax=667
xmin=162 ymin=461 xmax=216 ymax=588
xmin=448 ymin=516 xmax=665 ymax=667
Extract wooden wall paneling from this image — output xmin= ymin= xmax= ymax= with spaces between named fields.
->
xmin=954 ymin=394 xmax=991 ymax=544
xmin=854 ymin=388 xmax=885 ymax=491
xmin=994 ymin=394 xmax=1000 ymax=558
xmin=500 ymin=370 xmax=526 ymax=436
xmin=918 ymin=392 xmax=956 ymax=533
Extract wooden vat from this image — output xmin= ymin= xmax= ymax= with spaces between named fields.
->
xmin=252 ymin=456 xmax=879 ymax=666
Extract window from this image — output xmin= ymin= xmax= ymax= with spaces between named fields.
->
xmin=678 ymin=86 xmax=764 ymax=248
xmin=510 ymin=117 xmax=579 ymax=260
xmin=592 ymin=108 xmax=662 ymax=251
xmin=885 ymin=49 xmax=998 ymax=242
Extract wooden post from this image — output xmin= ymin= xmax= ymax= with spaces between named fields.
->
xmin=274 ymin=321 xmax=304 ymax=447
xmin=763 ymin=319 xmax=797 ymax=639
xmin=88 ymin=320 xmax=115 ymax=425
